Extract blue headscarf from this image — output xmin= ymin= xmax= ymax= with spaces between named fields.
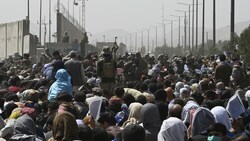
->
xmin=48 ymin=69 xmax=72 ymax=102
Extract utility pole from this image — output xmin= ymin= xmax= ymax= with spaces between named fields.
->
xmin=202 ymin=0 xmax=205 ymax=56
xmin=49 ymin=0 xmax=52 ymax=42
xmin=175 ymin=10 xmax=188 ymax=53
xmin=231 ymin=0 xmax=235 ymax=48
xmin=39 ymin=0 xmax=42 ymax=44
xmin=196 ymin=0 xmax=198 ymax=50
xmin=130 ymin=34 xmax=132 ymax=52
xmin=213 ymin=0 xmax=216 ymax=47
xmin=165 ymin=20 xmax=178 ymax=49
xmin=150 ymin=26 xmax=158 ymax=51
xmin=135 ymin=32 xmax=137 ymax=52
xmin=192 ymin=0 xmax=194 ymax=50
xmin=82 ymin=0 xmax=86 ymax=29
xmin=27 ymin=0 xmax=29 ymax=20
xmin=171 ymin=15 xmax=183 ymax=55
xmin=38 ymin=17 xmax=50 ymax=46
xmin=177 ymin=2 xmax=193 ymax=51
xmin=206 ymin=31 xmax=209 ymax=46
xmin=147 ymin=29 xmax=150 ymax=53
xmin=162 ymin=3 xmax=166 ymax=47
xmin=141 ymin=30 xmax=144 ymax=49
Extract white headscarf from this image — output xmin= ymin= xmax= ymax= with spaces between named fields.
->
xmin=245 ymin=90 xmax=250 ymax=108
xmin=158 ymin=117 xmax=187 ymax=141
xmin=211 ymin=106 xmax=232 ymax=131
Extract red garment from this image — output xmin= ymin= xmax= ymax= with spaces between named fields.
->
xmin=8 ymin=86 xmax=21 ymax=93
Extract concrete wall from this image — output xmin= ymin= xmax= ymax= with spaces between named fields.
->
xmin=57 ymin=13 xmax=85 ymax=43
xmin=0 ymin=24 xmax=7 ymax=58
xmin=0 ymin=20 xmax=30 ymax=59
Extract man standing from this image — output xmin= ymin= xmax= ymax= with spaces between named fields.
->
xmin=64 ymin=51 xmax=85 ymax=91
xmin=97 ymin=46 xmax=117 ymax=98
xmin=214 ymin=54 xmax=232 ymax=86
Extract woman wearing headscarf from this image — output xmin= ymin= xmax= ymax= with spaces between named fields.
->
xmin=140 ymin=103 xmax=162 ymax=141
xmin=49 ymin=112 xmax=78 ymax=141
xmin=158 ymin=117 xmax=187 ymax=141
xmin=48 ymin=69 xmax=72 ymax=102
xmin=174 ymin=82 xmax=184 ymax=98
xmin=211 ymin=106 xmax=235 ymax=138
xmin=181 ymin=99 xmax=199 ymax=127
xmin=122 ymin=102 xmax=143 ymax=127
xmin=211 ymin=106 xmax=232 ymax=131
xmin=10 ymin=114 xmax=42 ymax=140
xmin=191 ymin=107 xmax=215 ymax=138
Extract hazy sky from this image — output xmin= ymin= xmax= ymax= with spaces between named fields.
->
xmin=1 ymin=0 xmax=250 ymax=39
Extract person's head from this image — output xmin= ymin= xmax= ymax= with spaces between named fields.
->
xmin=148 ymin=83 xmax=157 ymax=94
xmin=122 ymin=124 xmax=145 ymax=141
xmin=123 ymin=94 xmax=135 ymax=107
xmin=165 ymin=87 xmax=175 ymax=102
xmin=180 ymin=88 xmax=190 ymax=100
xmin=4 ymin=103 xmax=18 ymax=118
xmin=207 ymin=123 xmax=228 ymax=141
xmin=77 ymin=125 xmax=93 ymax=141
xmin=114 ymin=87 xmax=125 ymax=98
xmin=47 ymin=102 xmax=59 ymax=115
xmin=53 ymin=112 xmax=78 ymax=141
xmin=154 ymin=89 xmax=167 ymax=102
xmin=203 ymin=90 xmax=217 ymax=101
xmin=219 ymin=54 xmax=226 ymax=62
xmin=92 ymin=87 xmax=103 ymax=96
xmin=97 ymin=112 xmax=116 ymax=129
xmin=8 ymin=76 xmax=20 ymax=86
xmin=108 ymin=97 xmax=122 ymax=114
xmin=58 ymin=102 xmax=79 ymax=119
xmin=74 ymin=92 xmax=86 ymax=103
xmin=92 ymin=127 xmax=110 ymax=141
xmin=102 ymin=46 xmax=112 ymax=59
xmin=69 ymin=51 xmax=77 ymax=58
xmin=136 ymin=95 xmax=147 ymax=105
xmin=158 ymin=117 xmax=187 ymax=141
xmin=13 ymin=114 xmax=36 ymax=135
xmin=56 ymin=92 xmax=73 ymax=104
xmin=168 ymin=104 xmax=182 ymax=119
xmin=199 ymin=79 xmax=210 ymax=92
xmin=52 ymin=50 xmax=61 ymax=60
xmin=164 ymin=80 xmax=172 ymax=88
xmin=5 ymin=93 xmax=19 ymax=102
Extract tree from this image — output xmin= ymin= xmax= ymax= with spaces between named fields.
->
xmin=238 ymin=25 xmax=250 ymax=65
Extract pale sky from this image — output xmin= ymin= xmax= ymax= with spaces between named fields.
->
xmin=1 ymin=0 xmax=250 ymax=43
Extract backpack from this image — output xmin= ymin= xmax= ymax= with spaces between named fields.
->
xmin=102 ymin=60 xmax=115 ymax=78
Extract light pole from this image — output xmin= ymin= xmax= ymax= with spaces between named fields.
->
xmin=73 ymin=0 xmax=78 ymax=24
xmin=39 ymin=0 xmax=42 ymax=44
xmin=177 ymin=3 xmax=192 ymax=52
xmin=143 ymin=28 xmax=150 ymax=53
xmin=49 ymin=0 xmax=51 ymax=42
xmin=231 ymin=0 xmax=235 ymax=48
xmin=165 ymin=20 xmax=178 ymax=49
xmin=213 ymin=0 xmax=216 ymax=47
xmin=196 ymin=0 xmax=198 ymax=50
xmin=175 ymin=10 xmax=188 ymax=53
xmin=202 ymin=0 xmax=205 ymax=55
xmin=170 ymin=15 xmax=183 ymax=55
xmin=150 ymin=26 xmax=159 ymax=51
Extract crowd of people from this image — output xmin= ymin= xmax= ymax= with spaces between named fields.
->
xmin=0 ymin=46 xmax=250 ymax=141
